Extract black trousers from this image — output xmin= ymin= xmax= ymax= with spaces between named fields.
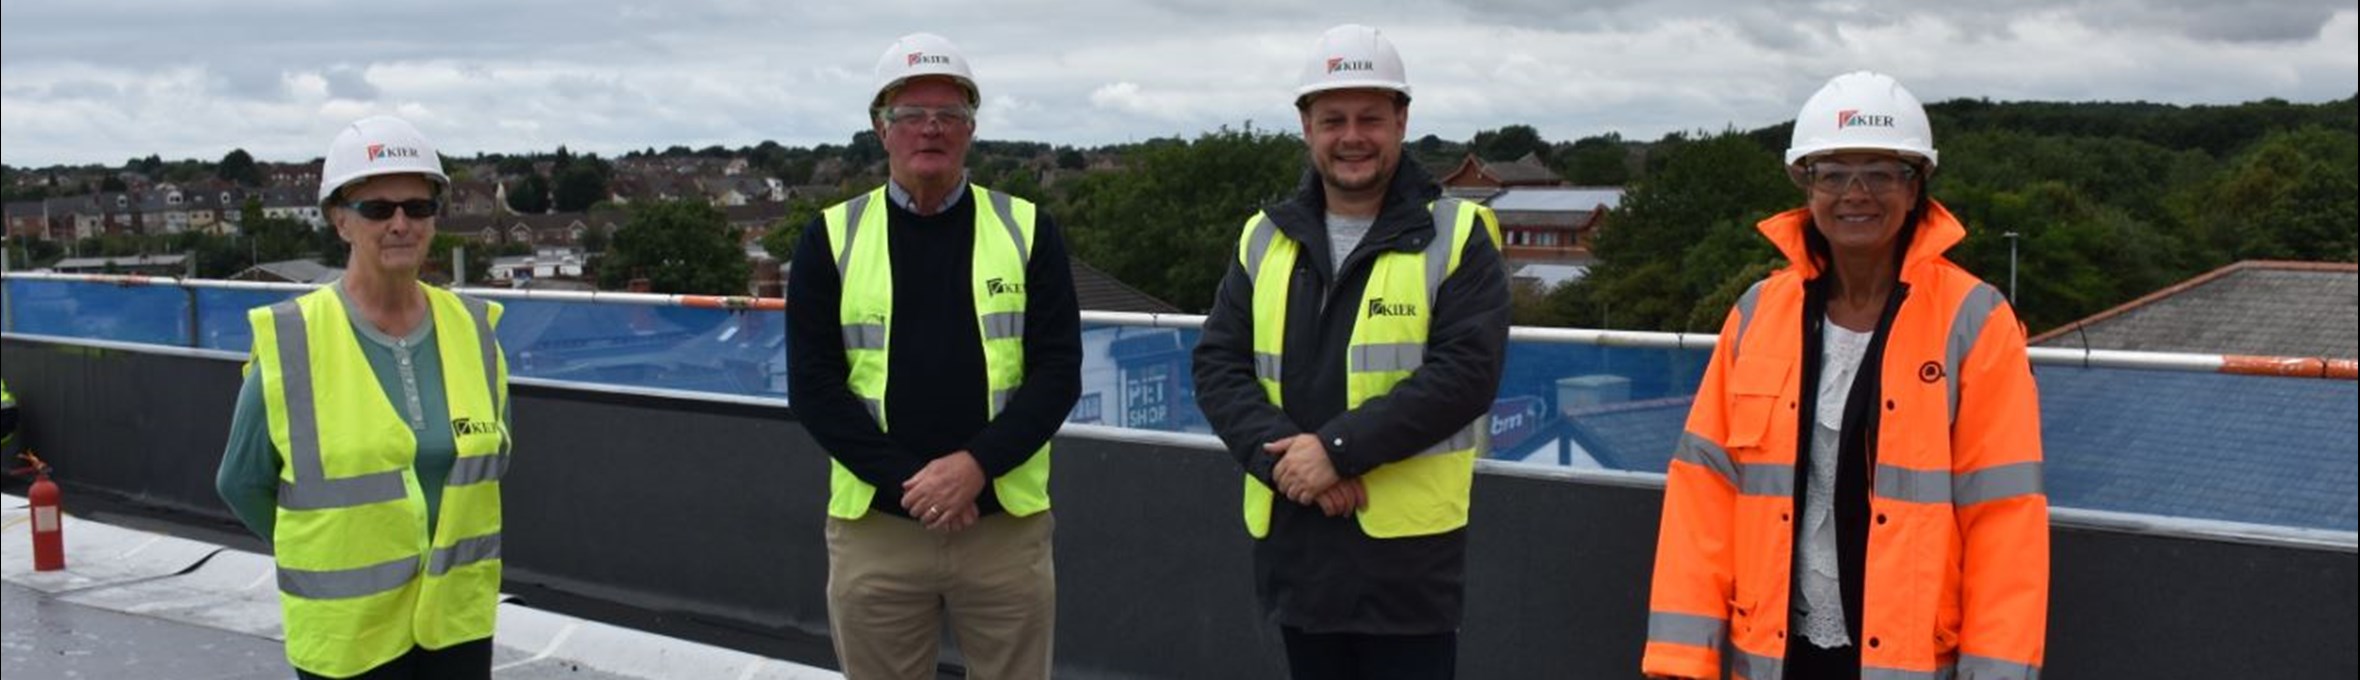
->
xmin=1280 ymin=627 xmax=1457 ymax=680
xmin=294 ymin=638 xmax=492 ymax=680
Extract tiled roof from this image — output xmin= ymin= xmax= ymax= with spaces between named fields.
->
xmin=1070 ymin=258 xmax=1180 ymax=313
xmin=2033 ymin=261 xmax=2358 ymax=359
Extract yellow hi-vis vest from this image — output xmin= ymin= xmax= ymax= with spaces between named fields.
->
xmin=249 ymin=284 xmax=509 ymax=678
xmin=1239 ymin=198 xmax=1498 ymax=539
xmin=821 ymin=184 xmax=1052 ymax=520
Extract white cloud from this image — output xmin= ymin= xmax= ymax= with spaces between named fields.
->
xmin=2 ymin=1 xmax=2353 ymax=167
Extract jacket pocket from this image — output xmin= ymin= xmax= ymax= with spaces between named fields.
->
xmin=1724 ymin=354 xmax=1791 ymax=450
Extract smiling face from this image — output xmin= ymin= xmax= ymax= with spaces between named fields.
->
xmin=1799 ymin=151 xmax=1922 ymax=259
xmin=876 ymin=77 xmax=976 ymax=191
xmin=1299 ymin=88 xmax=1408 ymax=200
xmin=333 ymin=174 xmax=437 ymax=277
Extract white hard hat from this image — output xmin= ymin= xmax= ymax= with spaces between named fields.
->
xmin=317 ymin=115 xmax=449 ymax=207
xmin=1785 ymin=71 xmax=1938 ymax=169
xmin=1296 ymin=24 xmax=1410 ymax=107
xmin=871 ymin=32 xmax=980 ymax=111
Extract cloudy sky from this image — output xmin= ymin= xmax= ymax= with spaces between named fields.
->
xmin=3 ymin=0 xmax=2354 ymax=167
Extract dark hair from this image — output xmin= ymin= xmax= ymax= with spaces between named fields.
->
xmin=1294 ymin=90 xmax=1412 ymax=112
xmin=1801 ymin=173 xmax=1931 ymax=277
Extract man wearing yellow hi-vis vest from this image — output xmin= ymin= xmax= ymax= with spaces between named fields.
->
xmin=786 ymin=32 xmax=1081 ymax=680
xmin=215 ymin=116 xmax=510 ymax=679
xmin=1193 ymin=24 xmax=1509 ymax=679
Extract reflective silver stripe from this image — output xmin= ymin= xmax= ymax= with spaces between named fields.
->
xmin=1732 ymin=648 xmax=1784 ymax=680
xmin=1645 ymin=611 xmax=1727 ymax=651
xmin=427 ymin=532 xmax=501 ymax=576
xmin=1863 ymin=665 xmax=1957 ymax=680
xmin=1946 ymin=283 xmax=2006 ymax=425
xmin=1954 ymin=461 xmax=2045 ymax=507
xmin=1957 ymin=653 xmax=2040 ymax=680
xmin=982 ymin=312 xmax=1025 ymax=340
xmin=1424 ymin=199 xmax=1461 ymax=305
xmin=834 ymin=192 xmax=872 ymax=276
xmin=278 ymin=555 xmax=419 ymax=599
xmin=1738 ymin=463 xmax=1793 ymax=498
xmin=446 ymin=453 xmax=508 ymax=487
xmin=842 ymin=323 xmax=888 ymax=350
xmin=272 ymin=301 xmax=408 ymax=511
xmin=278 ymin=473 xmax=408 ymax=511
xmin=1733 ymin=280 xmax=1766 ymax=358
xmin=987 ymin=189 xmax=1029 ymax=267
xmin=1253 ymin=352 xmax=1283 ymax=382
xmin=1415 ymin=422 xmax=1481 ymax=456
xmin=861 ymin=398 xmax=884 ymax=424
xmin=991 ymin=388 xmax=1016 ymax=415
xmin=1349 ymin=342 xmax=1424 ymax=373
xmin=272 ymin=302 xmax=320 ymax=481
xmin=1876 ymin=464 xmax=1954 ymax=504
xmin=1672 ymin=432 xmax=1738 ymax=487
xmin=459 ymin=295 xmax=502 ymax=418
xmin=1243 ymin=214 xmax=1278 ymax=285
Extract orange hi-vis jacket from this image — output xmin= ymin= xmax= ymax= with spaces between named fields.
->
xmin=1644 ymin=200 xmax=2048 ymax=680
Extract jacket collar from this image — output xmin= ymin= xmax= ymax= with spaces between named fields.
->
xmin=1757 ymin=198 xmax=1966 ymax=283
xmin=1266 ymin=156 xmax=1443 ymax=250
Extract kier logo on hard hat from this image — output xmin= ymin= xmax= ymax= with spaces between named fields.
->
xmin=1326 ymin=57 xmax=1374 ymax=74
xmin=907 ymin=52 xmax=952 ymax=66
xmin=1836 ymin=109 xmax=1896 ymax=129
xmin=365 ymin=144 xmax=422 ymax=162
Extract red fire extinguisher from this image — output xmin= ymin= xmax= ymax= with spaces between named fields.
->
xmin=18 ymin=452 xmax=64 ymax=571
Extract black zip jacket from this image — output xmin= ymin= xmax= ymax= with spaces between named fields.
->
xmin=786 ymin=188 xmax=1082 ymax=519
xmin=1192 ymin=160 xmax=1511 ymax=634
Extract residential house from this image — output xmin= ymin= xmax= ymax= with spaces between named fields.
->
xmin=1437 ymin=151 xmax=1567 ymax=201
xmin=259 ymin=188 xmax=325 ymax=228
xmin=447 ymin=180 xmax=503 ymax=217
xmin=1484 ymin=186 xmax=1624 ymax=267
xmin=489 ymin=246 xmax=589 ymax=284
xmin=4 ymin=201 xmax=45 ymax=240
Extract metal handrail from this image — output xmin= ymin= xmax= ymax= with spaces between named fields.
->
xmin=6 ymin=271 xmax=2352 ymax=380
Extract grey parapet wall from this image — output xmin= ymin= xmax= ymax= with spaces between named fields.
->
xmin=4 ymin=333 xmax=2354 ymax=678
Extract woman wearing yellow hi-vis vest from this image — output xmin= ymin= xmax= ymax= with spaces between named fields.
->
xmin=215 ymin=116 xmax=510 ymax=680
xmin=1193 ymin=25 xmax=1510 ymax=680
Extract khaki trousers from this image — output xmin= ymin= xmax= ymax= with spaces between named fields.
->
xmin=825 ymin=510 xmax=1055 ymax=680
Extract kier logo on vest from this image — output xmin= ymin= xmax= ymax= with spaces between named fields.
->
xmin=1365 ymin=298 xmax=1418 ymax=318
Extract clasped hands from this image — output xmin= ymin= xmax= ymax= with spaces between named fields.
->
xmin=1266 ymin=433 xmax=1366 ymax=517
xmin=901 ymin=450 xmax=985 ymax=533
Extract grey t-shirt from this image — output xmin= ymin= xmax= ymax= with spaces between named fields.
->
xmin=1327 ymin=213 xmax=1376 ymax=277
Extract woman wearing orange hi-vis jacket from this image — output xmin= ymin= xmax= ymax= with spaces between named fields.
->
xmin=1643 ymin=71 xmax=2048 ymax=680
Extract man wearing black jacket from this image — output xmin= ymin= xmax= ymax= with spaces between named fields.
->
xmin=786 ymin=32 xmax=1079 ymax=680
xmin=1192 ymin=24 xmax=1510 ymax=680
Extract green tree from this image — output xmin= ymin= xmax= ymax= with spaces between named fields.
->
xmin=1471 ymin=124 xmax=1551 ymax=163
xmin=759 ymin=190 xmax=853 ymax=263
xmin=2172 ymin=126 xmax=2359 ymax=263
xmin=598 ymin=200 xmax=750 ymax=294
xmin=1561 ymin=133 xmax=1631 ymax=185
xmin=425 ymin=233 xmax=492 ymax=285
xmin=508 ymin=174 xmax=552 ymax=214
xmin=1555 ymin=131 xmax=1792 ymax=330
xmin=218 ymin=149 xmax=263 ymax=186
xmin=1058 ymin=125 xmax=1303 ymax=312
xmin=553 ymin=164 xmax=609 ymax=212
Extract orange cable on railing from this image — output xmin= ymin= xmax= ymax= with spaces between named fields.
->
xmin=2219 ymin=355 xmax=2358 ymax=381
xmin=676 ymin=295 xmax=786 ymax=311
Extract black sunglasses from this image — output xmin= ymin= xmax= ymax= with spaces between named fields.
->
xmin=342 ymin=198 xmax=441 ymax=220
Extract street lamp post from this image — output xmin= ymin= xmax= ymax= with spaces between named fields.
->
xmin=2003 ymin=231 xmax=2020 ymax=303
